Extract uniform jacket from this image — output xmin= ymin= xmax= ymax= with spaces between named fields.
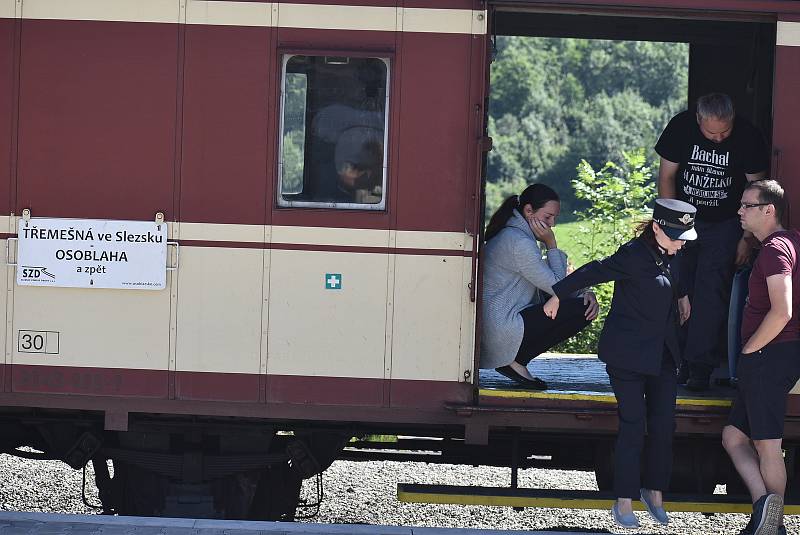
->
xmin=479 ymin=210 xmax=569 ymax=369
xmin=552 ymin=237 xmax=683 ymax=376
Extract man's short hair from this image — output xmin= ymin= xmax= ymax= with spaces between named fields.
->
xmin=697 ymin=93 xmax=735 ymax=122
xmin=745 ymin=179 xmax=786 ymax=222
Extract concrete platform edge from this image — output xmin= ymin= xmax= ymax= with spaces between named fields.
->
xmin=0 ymin=511 xmax=584 ymax=535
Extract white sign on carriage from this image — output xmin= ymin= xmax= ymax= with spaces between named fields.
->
xmin=16 ymin=218 xmax=168 ymax=290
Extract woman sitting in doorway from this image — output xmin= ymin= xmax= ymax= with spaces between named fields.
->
xmin=479 ymin=183 xmax=599 ymax=389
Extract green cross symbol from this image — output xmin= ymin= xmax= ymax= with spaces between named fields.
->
xmin=325 ymin=273 xmax=342 ymax=290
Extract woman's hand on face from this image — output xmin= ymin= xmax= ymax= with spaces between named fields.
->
xmin=527 ymin=217 xmax=557 ymax=249
xmin=543 ymin=295 xmax=560 ymax=319
xmin=583 ymin=291 xmax=599 ymax=321
xmin=678 ymin=295 xmax=691 ymax=325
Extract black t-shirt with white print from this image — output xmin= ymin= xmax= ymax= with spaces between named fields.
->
xmin=655 ymin=110 xmax=768 ymax=222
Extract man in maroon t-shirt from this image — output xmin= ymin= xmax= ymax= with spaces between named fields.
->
xmin=722 ymin=180 xmax=800 ymax=535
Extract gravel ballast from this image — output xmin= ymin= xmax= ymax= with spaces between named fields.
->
xmin=2 ymin=453 xmax=797 ymax=534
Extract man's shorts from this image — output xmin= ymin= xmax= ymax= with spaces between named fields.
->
xmin=728 ymin=340 xmax=800 ymax=440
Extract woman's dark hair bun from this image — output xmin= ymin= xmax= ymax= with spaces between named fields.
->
xmin=485 ymin=184 xmax=559 ymax=241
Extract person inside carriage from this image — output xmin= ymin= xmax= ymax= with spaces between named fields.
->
xmin=655 ymin=92 xmax=768 ymax=391
xmin=479 ymin=183 xmax=599 ymax=390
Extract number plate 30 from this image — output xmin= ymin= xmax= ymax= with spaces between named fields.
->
xmin=18 ymin=330 xmax=60 ymax=354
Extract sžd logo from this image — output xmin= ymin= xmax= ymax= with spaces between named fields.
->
xmin=678 ymin=213 xmax=694 ymax=225
xmin=20 ymin=266 xmax=55 ymax=281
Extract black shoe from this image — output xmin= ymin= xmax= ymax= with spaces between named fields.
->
xmin=751 ymin=493 xmax=783 ymax=535
xmin=677 ymin=362 xmax=690 ymax=385
xmin=686 ymin=375 xmax=710 ymax=392
xmin=495 ymin=365 xmax=547 ymax=390
xmin=686 ymin=364 xmax=712 ymax=392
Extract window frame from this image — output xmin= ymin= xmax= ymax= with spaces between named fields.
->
xmin=277 ymin=52 xmax=392 ymax=211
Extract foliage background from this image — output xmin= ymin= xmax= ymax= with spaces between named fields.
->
xmin=485 ymin=37 xmax=688 ymax=221
xmin=484 ymin=37 xmax=687 ymax=353
xmin=552 ymin=151 xmax=656 ymax=353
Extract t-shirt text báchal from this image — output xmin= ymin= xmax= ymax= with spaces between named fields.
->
xmin=655 ymin=110 xmax=768 ymax=222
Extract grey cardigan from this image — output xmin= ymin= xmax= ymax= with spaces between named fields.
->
xmin=479 ymin=210 xmax=569 ymax=369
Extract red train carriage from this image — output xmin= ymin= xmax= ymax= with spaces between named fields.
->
xmin=0 ymin=0 xmax=798 ymax=520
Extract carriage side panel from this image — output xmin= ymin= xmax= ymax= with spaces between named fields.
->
xmin=174 ymin=24 xmax=274 ymax=401
xmin=179 ymin=25 xmax=272 ymax=227
xmin=11 ymin=19 xmax=179 ymax=397
xmin=0 ymin=16 xmax=12 ymax=218
xmin=394 ymin=32 xmax=475 ymax=234
xmin=388 ymin=29 xmax=480 ymax=406
xmin=16 ymin=20 xmax=178 ymax=220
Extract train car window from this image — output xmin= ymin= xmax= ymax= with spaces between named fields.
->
xmin=278 ymin=55 xmax=389 ymax=210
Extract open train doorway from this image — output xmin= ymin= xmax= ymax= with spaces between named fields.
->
xmin=479 ymin=6 xmax=775 ymax=395
xmin=474 ymin=4 xmax=778 ymax=495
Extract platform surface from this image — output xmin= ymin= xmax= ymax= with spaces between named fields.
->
xmin=0 ymin=511 xmax=600 ymax=535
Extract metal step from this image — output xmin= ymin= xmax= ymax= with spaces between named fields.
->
xmin=397 ymin=484 xmax=800 ymax=514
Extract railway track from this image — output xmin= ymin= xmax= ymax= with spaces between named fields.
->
xmin=3 ymin=453 xmax=794 ymax=534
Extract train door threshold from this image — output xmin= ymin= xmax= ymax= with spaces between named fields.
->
xmin=475 ymin=354 xmax=735 ymax=409
xmin=397 ymin=484 xmax=800 ymax=514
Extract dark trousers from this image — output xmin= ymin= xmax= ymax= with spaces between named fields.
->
xmin=515 ymin=297 xmax=591 ymax=366
xmin=681 ymin=217 xmax=742 ymax=370
xmin=607 ymin=350 xmax=677 ymax=499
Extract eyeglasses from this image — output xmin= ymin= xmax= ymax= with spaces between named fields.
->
xmin=739 ymin=202 xmax=770 ymax=210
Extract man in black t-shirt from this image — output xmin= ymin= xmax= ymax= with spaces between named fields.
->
xmin=655 ymin=93 xmax=768 ymax=390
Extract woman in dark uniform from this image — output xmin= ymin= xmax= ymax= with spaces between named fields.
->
xmin=542 ymin=199 xmax=697 ymax=529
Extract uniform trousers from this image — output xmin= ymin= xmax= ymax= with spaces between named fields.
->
xmin=680 ymin=217 xmax=742 ymax=370
xmin=607 ymin=349 xmax=677 ymax=499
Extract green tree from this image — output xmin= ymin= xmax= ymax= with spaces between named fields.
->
xmin=569 ymin=89 xmax=666 ymax=168
xmin=555 ymin=150 xmax=656 ymax=353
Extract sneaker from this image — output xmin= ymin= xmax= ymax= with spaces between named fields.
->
xmin=752 ymin=493 xmax=783 ymax=535
xmin=640 ymin=488 xmax=669 ymax=525
xmin=752 ymin=524 xmax=787 ymax=535
xmin=611 ymin=502 xmax=640 ymax=529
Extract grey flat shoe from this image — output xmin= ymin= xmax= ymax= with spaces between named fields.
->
xmin=640 ymin=488 xmax=669 ymax=525
xmin=611 ymin=502 xmax=640 ymax=529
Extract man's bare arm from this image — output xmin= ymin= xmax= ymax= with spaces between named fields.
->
xmin=741 ymin=273 xmax=792 ymax=353
xmin=657 ymin=157 xmax=679 ymax=198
